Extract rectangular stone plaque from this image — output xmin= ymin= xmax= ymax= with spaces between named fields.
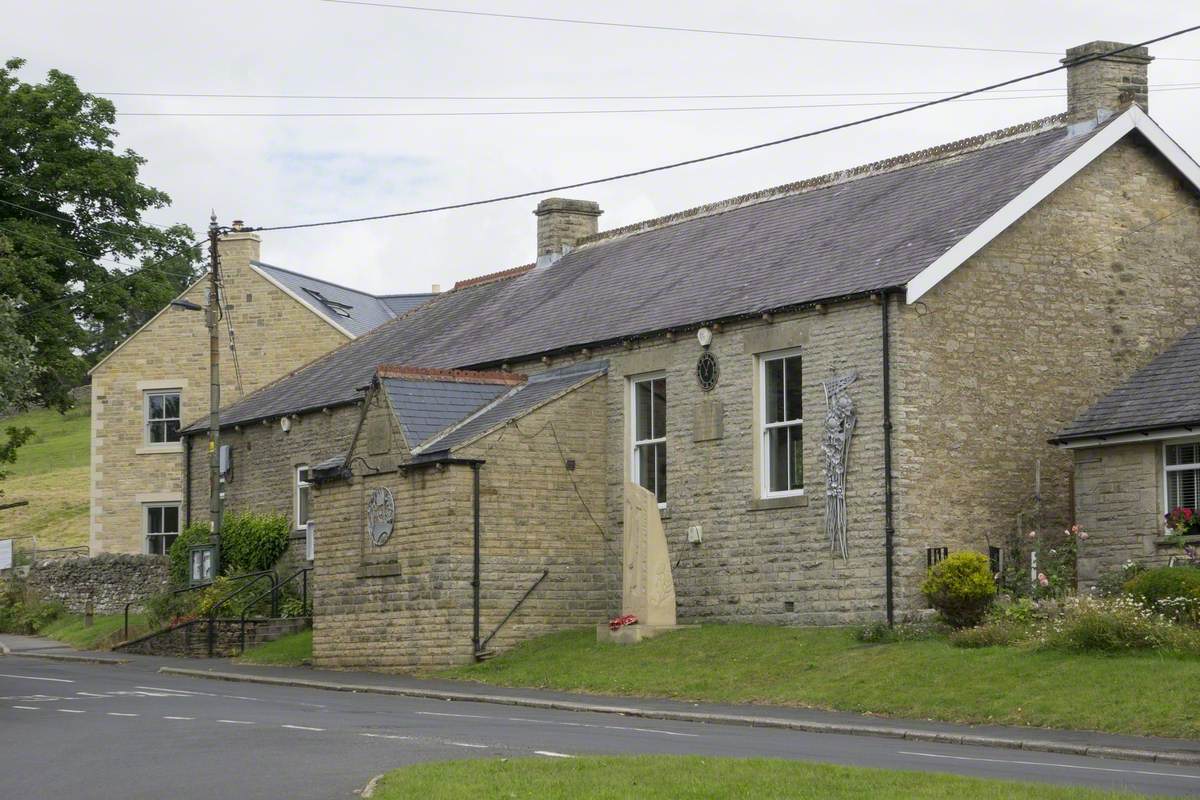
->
xmin=693 ymin=398 xmax=724 ymax=442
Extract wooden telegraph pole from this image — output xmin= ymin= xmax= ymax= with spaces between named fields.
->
xmin=207 ymin=214 xmax=223 ymax=559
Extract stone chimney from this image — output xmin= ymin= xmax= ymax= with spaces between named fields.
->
xmin=1061 ymin=41 xmax=1152 ymax=125
xmin=534 ymin=198 xmax=602 ymax=263
xmin=217 ymin=221 xmax=261 ymax=270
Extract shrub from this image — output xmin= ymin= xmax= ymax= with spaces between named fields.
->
xmin=1095 ymin=561 xmax=1146 ymax=598
xmin=987 ymin=597 xmax=1039 ymax=625
xmin=168 ymin=522 xmax=214 ymax=586
xmin=219 ymin=511 xmax=290 ymax=575
xmin=1038 ymin=595 xmax=1200 ymax=655
xmin=0 ymin=580 xmax=65 ymax=634
xmin=1124 ymin=567 xmax=1200 ymax=626
xmin=950 ymin=622 xmax=1025 ymax=648
xmin=921 ymin=552 xmax=997 ymax=628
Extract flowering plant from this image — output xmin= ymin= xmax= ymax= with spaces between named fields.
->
xmin=1165 ymin=507 xmax=1199 ymax=538
xmin=608 ymin=614 xmax=638 ymax=631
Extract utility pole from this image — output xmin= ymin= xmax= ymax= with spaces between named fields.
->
xmin=207 ymin=213 xmax=223 ymax=554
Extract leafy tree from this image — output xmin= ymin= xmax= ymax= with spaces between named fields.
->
xmin=0 ymin=298 xmax=36 ymax=495
xmin=0 ymin=57 xmax=201 ymax=411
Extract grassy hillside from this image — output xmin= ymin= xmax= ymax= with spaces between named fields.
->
xmin=0 ymin=403 xmax=90 ymax=552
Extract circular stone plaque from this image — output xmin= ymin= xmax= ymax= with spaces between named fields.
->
xmin=366 ymin=487 xmax=396 ymax=547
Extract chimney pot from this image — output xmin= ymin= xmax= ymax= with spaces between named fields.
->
xmin=534 ymin=197 xmax=602 ymax=261
xmin=1061 ymin=41 xmax=1152 ymax=125
xmin=231 ymin=219 xmax=244 ymax=231
xmin=431 ymin=283 xmax=441 ymax=294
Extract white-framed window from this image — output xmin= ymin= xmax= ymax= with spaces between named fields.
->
xmin=144 ymin=389 xmax=181 ymax=445
xmin=145 ymin=503 xmax=180 ymax=555
xmin=1165 ymin=440 xmax=1199 ymax=513
xmin=630 ymin=373 xmax=667 ymax=505
xmin=295 ymin=465 xmax=312 ymax=531
xmin=758 ymin=348 xmax=804 ymax=498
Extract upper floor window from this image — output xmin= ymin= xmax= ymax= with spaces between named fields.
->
xmin=145 ymin=390 xmax=181 ymax=445
xmin=759 ymin=349 xmax=804 ymax=497
xmin=295 ymin=465 xmax=312 ymax=531
xmin=631 ymin=374 xmax=666 ymax=504
xmin=1165 ymin=441 xmax=1199 ymax=513
xmin=145 ymin=503 xmax=180 ymax=555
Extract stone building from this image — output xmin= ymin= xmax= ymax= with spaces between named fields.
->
xmin=182 ymin=41 xmax=1200 ymax=669
xmin=89 ymin=227 xmax=433 ymax=555
xmin=1055 ymin=324 xmax=1200 ymax=590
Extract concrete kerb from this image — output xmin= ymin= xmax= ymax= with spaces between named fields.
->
xmin=157 ymin=667 xmax=1200 ymax=767
xmin=10 ymin=651 xmax=129 ymax=665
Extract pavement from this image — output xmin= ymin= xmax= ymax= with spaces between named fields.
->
xmin=3 ymin=633 xmax=1200 ymax=799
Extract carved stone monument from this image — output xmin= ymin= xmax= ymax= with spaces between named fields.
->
xmin=597 ymin=482 xmax=693 ymax=643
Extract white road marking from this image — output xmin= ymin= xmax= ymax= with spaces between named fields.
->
xmin=163 ymin=716 xmax=194 ymax=721
xmin=281 ymin=724 xmax=325 ymax=732
xmin=503 ymin=715 xmax=699 ymax=738
xmin=136 ymin=686 xmax=210 ymax=696
xmin=898 ymin=751 xmax=1200 ymax=780
xmin=535 ymin=751 xmax=575 ymax=759
xmin=221 ymin=694 xmax=264 ymax=702
xmin=58 ymin=709 xmax=85 ymax=714
xmin=0 ymin=673 xmax=73 ymax=683
xmin=217 ymin=719 xmax=255 ymax=725
xmin=107 ymin=712 xmax=138 ymax=717
xmin=449 ymin=742 xmax=489 ymax=749
xmin=361 ymin=733 xmax=414 ymax=741
xmin=12 ymin=705 xmax=40 ymax=710
xmin=415 ymin=711 xmax=492 ymax=720
xmin=75 ymin=692 xmax=109 ymax=698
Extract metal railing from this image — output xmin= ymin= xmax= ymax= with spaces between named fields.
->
xmin=206 ymin=570 xmax=278 ymax=656
xmin=238 ymin=567 xmax=312 ymax=654
xmin=124 ymin=581 xmax=212 ymax=641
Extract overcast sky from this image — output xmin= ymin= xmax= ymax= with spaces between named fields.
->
xmin=8 ymin=1 xmax=1200 ymax=295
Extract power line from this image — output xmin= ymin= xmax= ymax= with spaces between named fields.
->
xmin=315 ymin=0 xmax=1200 ymax=62
xmin=115 ymin=91 xmax=1079 ymax=117
xmin=248 ymin=29 xmax=1200 ymax=233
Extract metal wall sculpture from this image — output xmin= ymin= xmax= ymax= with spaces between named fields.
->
xmin=822 ymin=371 xmax=858 ymax=559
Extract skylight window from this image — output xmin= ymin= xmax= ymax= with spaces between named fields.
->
xmin=302 ymin=287 xmax=354 ymax=318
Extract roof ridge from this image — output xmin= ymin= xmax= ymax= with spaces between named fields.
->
xmin=453 ymin=263 xmax=535 ymax=290
xmin=574 ymin=113 xmax=1067 ymax=248
xmin=376 ymin=364 xmax=527 ymax=385
xmin=252 ymin=259 xmax=389 ymax=301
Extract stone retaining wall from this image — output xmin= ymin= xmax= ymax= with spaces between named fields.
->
xmin=26 ymin=553 xmax=170 ymax=614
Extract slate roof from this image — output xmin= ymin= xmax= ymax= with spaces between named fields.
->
xmin=197 ymin=114 xmax=1117 ymax=432
xmin=382 ymin=373 xmax=515 ymax=449
xmin=416 ymin=360 xmax=609 ymax=458
xmin=254 ymin=260 xmax=435 ymax=337
xmin=1055 ymin=324 xmax=1200 ymax=442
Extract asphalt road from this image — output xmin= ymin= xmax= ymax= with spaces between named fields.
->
xmin=1 ymin=654 xmax=1198 ymax=799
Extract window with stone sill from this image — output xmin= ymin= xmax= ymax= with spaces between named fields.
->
xmin=759 ymin=348 xmax=804 ymax=498
xmin=630 ymin=373 xmax=666 ymax=505
xmin=144 ymin=390 xmax=181 ymax=445
xmin=145 ymin=503 xmax=180 ymax=555
xmin=1165 ymin=440 xmax=1199 ymax=514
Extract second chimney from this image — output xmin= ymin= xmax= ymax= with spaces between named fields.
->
xmin=1062 ymin=41 xmax=1152 ymax=125
xmin=535 ymin=198 xmax=602 ymax=262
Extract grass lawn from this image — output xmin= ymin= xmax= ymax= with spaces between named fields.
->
xmin=369 ymin=756 xmax=1148 ymax=800
xmin=238 ymin=628 xmax=312 ymax=666
xmin=439 ymin=625 xmax=1200 ymax=739
xmin=39 ymin=612 xmax=149 ymax=650
xmin=0 ymin=404 xmax=91 ymax=551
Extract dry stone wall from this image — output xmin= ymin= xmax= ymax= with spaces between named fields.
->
xmin=26 ymin=553 xmax=169 ymax=614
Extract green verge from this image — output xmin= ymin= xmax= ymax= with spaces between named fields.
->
xmin=0 ymin=404 xmax=91 ymax=550
xmin=38 ymin=613 xmax=148 ymax=650
xmin=237 ymin=628 xmax=312 ymax=666
xmin=369 ymin=756 xmax=1148 ymax=800
xmin=439 ymin=625 xmax=1200 ymax=739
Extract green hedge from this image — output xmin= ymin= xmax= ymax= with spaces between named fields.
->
xmin=166 ymin=511 xmax=290 ymax=587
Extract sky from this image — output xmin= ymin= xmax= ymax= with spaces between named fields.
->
xmin=6 ymin=1 xmax=1200 ymax=295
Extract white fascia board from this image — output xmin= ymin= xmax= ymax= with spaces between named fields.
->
xmin=906 ymin=107 xmax=1200 ymax=304
xmin=249 ymin=262 xmax=357 ymax=340
xmin=1057 ymin=426 xmax=1199 ymax=450
xmin=88 ymin=272 xmax=210 ymax=375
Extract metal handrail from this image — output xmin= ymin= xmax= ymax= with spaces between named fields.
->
xmin=238 ymin=567 xmax=312 ymax=654
xmin=205 ymin=570 xmax=278 ymax=656
xmin=125 ymin=581 xmax=212 ymax=641
xmin=476 ymin=569 xmax=549 ymax=657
